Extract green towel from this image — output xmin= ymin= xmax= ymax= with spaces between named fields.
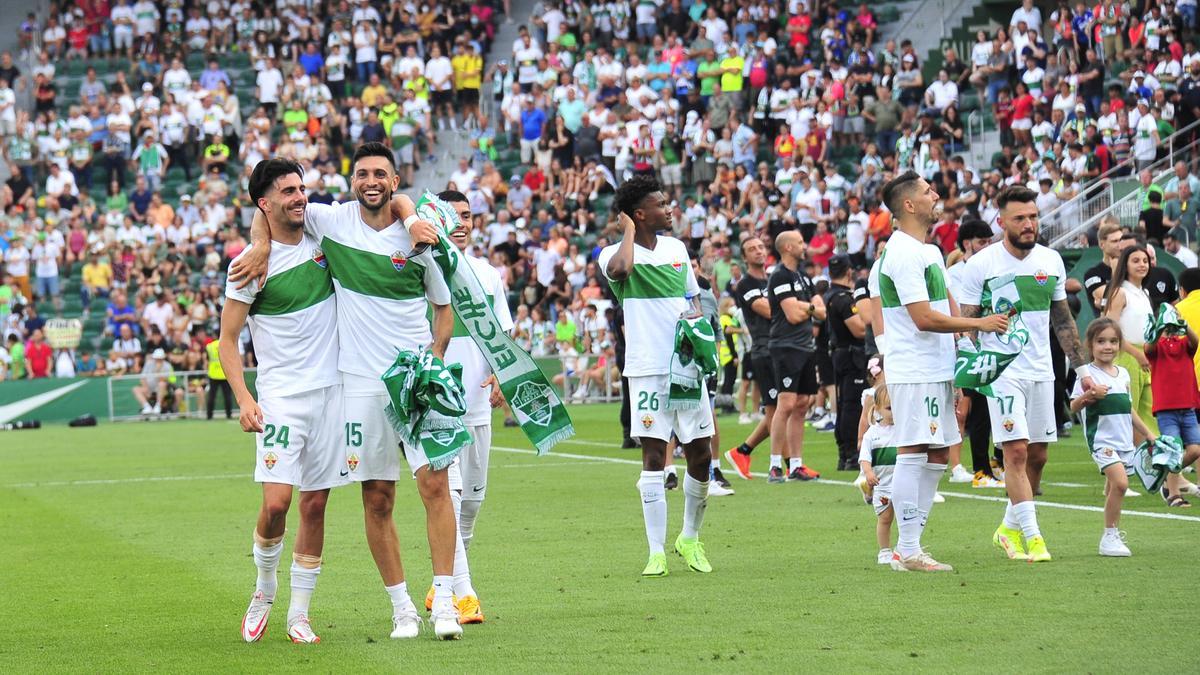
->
xmin=381 ymin=348 xmax=471 ymax=471
xmin=1130 ymin=436 xmax=1184 ymax=493
xmin=667 ymin=315 xmax=719 ymax=411
xmin=1144 ymin=303 xmax=1187 ymax=344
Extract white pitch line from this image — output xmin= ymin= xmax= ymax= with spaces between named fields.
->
xmin=493 ymin=446 xmax=1200 ymax=524
xmin=3 ymin=473 xmax=249 ymax=489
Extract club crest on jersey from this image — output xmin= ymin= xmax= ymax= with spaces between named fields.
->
xmin=263 ymin=452 xmax=278 ymax=470
xmin=1003 ymin=418 xmax=1015 ymax=433
xmin=929 ymin=421 xmax=939 ymax=435
xmin=642 ymin=414 xmax=654 ymax=430
xmin=390 ymin=250 xmax=407 ymax=272
xmin=879 ymin=496 xmax=890 ymax=507
xmin=347 ymin=454 xmax=360 ymax=471
xmin=312 ymin=248 xmax=327 ymax=269
xmin=1034 ymin=270 xmax=1048 ymax=286
xmin=1103 ymin=448 xmax=1114 ymax=457
xmin=672 ymin=261 xmax=683 ymax=272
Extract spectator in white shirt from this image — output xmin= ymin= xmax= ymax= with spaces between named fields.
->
xmin=45 ymin=163 xmax=78 ymax=199
xmin=923 ymin=69 xmax=959 ymax=116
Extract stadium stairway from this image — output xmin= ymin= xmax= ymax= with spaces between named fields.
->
xmin=408 ymin=0 xmax=536 ymax=197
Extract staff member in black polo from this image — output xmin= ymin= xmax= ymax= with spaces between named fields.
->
xmin=724 ymin=237 xmax=775 ymax=480
xmin=766 ymin=230 xmax=824 ymax=482
xmin=823 ymin=255 xmax=868 ymax=471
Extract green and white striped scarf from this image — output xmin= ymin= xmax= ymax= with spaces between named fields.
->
xmin=414 ymin=192 xmax=574 ymax=454
xmin=382 ymin=348 xmax=471 ymax=470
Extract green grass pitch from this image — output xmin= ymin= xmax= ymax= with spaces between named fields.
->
xmin=2 ymin=404 xmax=1195 ymax=672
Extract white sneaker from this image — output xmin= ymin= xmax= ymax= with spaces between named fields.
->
xmin=891 ymin=550 xmax=954 ymax=572
xmin=141 ymin=403 xmax=153 ymax=414
xmin=709 ymin=481 xmax=734 ymax=496
xmin=431 ymin=607 xmax=463 ymax=640
xmin=1179 ymin=480 xmax=1200 ymax=495
xmin=752 ymin=412 xmax=765 ymax=422
xmin=571 ymin=387 xmax=587 ymax=400
xmin=738 ymin=413 xmax=752 ymax=425
xmin=813 ymin=415 xmax=835 ymax=431
xmin=1124 ymin=487 xmax=1141 ymax=497
xmin=933 ymin=492 xmax=945 ymax=503
xmin=390 ymin=606 xmax=422 ymax=639
xmin=286 ymin=615 xmax=320 ymax=643
xmin=1099 ymin=530 xmax=1132 ymax=557
xmin=949 ymin=465 xmax=973 ymax=483
xmin=152 ymin=403 xmax=161 ymax=414
xmin=241 ymin=590 xmax=273 ymax=642
xmin=877 ymin=547 xmax=893 ymax=565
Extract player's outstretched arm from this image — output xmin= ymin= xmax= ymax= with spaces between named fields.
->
xmin=958 ymin=302 xmax=981 ymax=342
xmin=228 ymin=210 xmax=271 ymax=290
xmin=906 ymin=301 xmax=1007 ymax=334
xmin=1050 ymin=300 xmax=1095 ymax=395
xmin=218 ymin=299 xmax=263 ymax=433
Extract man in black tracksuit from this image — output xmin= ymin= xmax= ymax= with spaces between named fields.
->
xmin=823 ymin=256 xmax=868 ymax=470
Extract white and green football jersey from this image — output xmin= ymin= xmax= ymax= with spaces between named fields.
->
xmin=1073 ymin=363 xmax=1134 ymax=453
xmin=226 ymin=237 xmax=339 ymax=398
xmin=598 ymin=235 xmax=699 ymax=377
xmin=303 ymin=201 xmax=452 ymax=380
xmin=444 ymin=254 xmax=513 ymax=426
xmin=957 ymin=243 xmax=1067 ymax=382
xmin=876 ymin=230 xmax=954 ymax=384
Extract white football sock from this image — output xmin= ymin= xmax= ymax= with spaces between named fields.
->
xmin=769 ymin=455 xmax=782 ymax=469
xmin=789 ymin=457 xmax=802 ymax=471
xmin=450 ymin=491 xmax=475 ymax=598
xmin=665 ymin=464 xmax=677 ymax=476
xmin=893 ymin=453 xmax=927 ymax=557
xmin=431 ymin=575 xmax=455 ymax=614
xmin=459 ymin=498 xmax=482 ymax=551
xmin=288 ymin=560 xmax=320 ymax=622
xmin=681 ymin=474 xmax=709 ymax=539
xmin=637 ymin=471 xmax=667 ymax=554
xmin=1003 ymin=501 xmax=1020 ymax=530
xmin=253 ymin=540 xmax=283 ymax=599
xmin=1012 ymin=500 xmax=1041 ymax=539
xmin=918 ymin=462 xmax=947 ymax=534
xmin=385 ymin=581 xmax=413 ymax=616
xmin=711 ymin=456 xmax=720 ymax=471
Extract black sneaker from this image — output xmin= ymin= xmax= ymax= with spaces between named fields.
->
xmin=664 ymin=471 xmax=679 ymax=490
xmin=787 ymin=466 xmax=817 ymax=482
xmin=712 ymin=467 xmax=731 ymax=489
xmin=767 ymin=467 xmax=786 ymax=483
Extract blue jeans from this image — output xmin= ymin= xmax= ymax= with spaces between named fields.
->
xmin=1156 ymin=409 xmax=1200 ymax=446
xmin=356 ymin=60 xmax=376 ymax=82
xmin=1181 ymin=4 xmax=1197 ymax=29
xmin=90 ymin=32 xmax=112 ymax=54
xmin=987 ymin=79 xmax=1006 ymax=105
xmin=876 ymin=130 xmax=899 ymax=155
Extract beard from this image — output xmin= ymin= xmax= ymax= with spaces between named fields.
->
xmin=354 ymin=187 xmax=388 ymax=212
xmin=1007 ymin=230 xmax=1037 ymax=250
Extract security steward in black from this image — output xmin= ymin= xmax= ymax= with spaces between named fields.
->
xmin=824 ymin=255 xmax=869 ymax=471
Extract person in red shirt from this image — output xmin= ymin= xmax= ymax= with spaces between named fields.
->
xmin=1145 ymin=312 xmax=1200 ymax=503
xmin=25 ymin=329 xmax=53 ymax=378
xmin=809 ymin=221 xmax=836 ymax=270
xmin=787 ymin=13 xmax=811 ymax=48
xmin=66 ymin=21 xmax=90 ymax=60
xmin=928 ymin=209 xmax=959 ymax=255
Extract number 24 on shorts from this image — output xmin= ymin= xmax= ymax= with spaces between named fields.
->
xmin=263 ymin=424 xmax=291 ymax=448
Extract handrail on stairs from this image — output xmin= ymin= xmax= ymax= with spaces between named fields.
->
xmin=1040 ymin=118 xmax=1200 ymax=249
